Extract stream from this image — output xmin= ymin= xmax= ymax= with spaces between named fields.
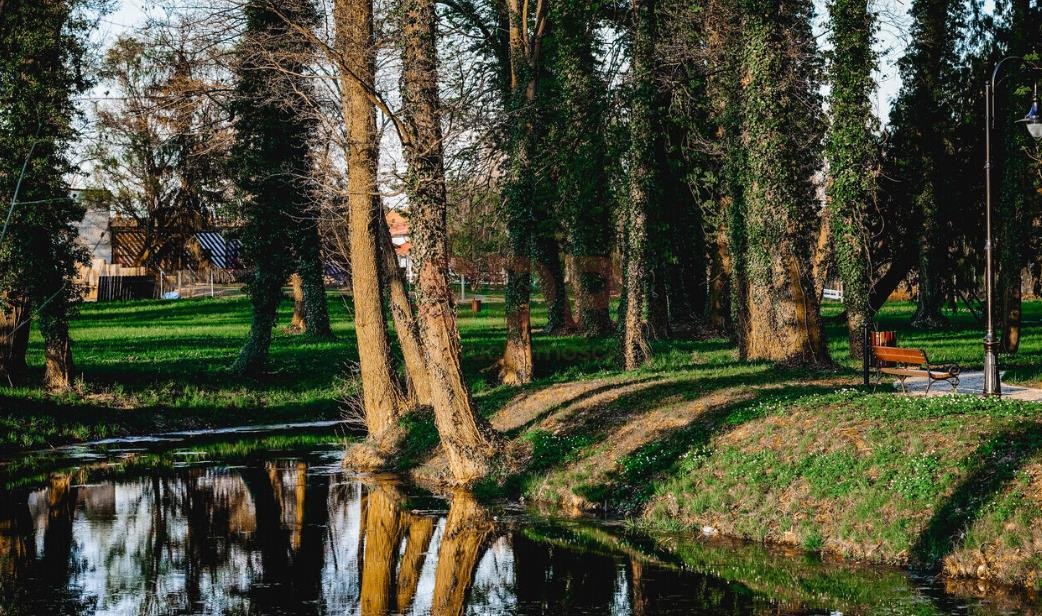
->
xmin=0 ymin=434 xmax=1039 ymax=615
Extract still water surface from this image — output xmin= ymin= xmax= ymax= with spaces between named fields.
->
xmin=0 ymin=441 xmax=1038 ymax=615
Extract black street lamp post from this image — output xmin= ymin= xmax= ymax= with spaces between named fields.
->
xmin=983 ymin=58 xmax=1042 ymax=397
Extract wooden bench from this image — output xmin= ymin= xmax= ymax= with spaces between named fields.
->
xmin=872 ymin=346 xmax=961 ymax=394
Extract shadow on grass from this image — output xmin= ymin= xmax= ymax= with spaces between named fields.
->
xmin=910 ymin=421 xmax=1042 ymax=568
xmin=575 ymin=383 xmax=843 ymax=513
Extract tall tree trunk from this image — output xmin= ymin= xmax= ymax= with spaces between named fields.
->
xmin=231 ymin=265 xmax=284 ymax=376
xmin=904 ymin=0 xmax=952 ymax=329
xmin=738 ymin=1 xmax=829 ymax=366
xmin=0 ymin=296 xmax=31 ymax=385
xmin=825 ymin=0 xmax=877 ymax=359
xmin=336 ymin=0 xmax=407 ymax=461
xmin=620 ymin=0 xmax=656 ymax=370
xmin=400 ymin=0 xmax=500 ymax=484
xmin=379 ymin=207 xmax=433 ymax=407
xmin=498 ymin=0 xmax=546 ymax=385
xmin=548 ymin=1 xmax=615 ymax=337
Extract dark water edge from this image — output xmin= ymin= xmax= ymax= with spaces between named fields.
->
xmin=0 ymin=439 xmax=1039 ymax=615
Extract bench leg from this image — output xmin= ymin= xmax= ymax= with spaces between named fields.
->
xmin=950 ymin=377 xmax=959 ymax=392
xmin=898 ymin=376 xmax=908 ymax=393
xmin=925 ymin=378 xmax=933 ymax=395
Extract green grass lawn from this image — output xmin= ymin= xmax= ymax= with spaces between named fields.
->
xmin=1 ymin=292 xmax=1041 ymax=451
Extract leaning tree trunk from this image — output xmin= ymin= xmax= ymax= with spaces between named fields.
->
xmin=379 ymin=207 xmax=433 ymax=407
xmin=620 ymin=0 xmax=656 ymax=370
xmin=335 ymin=0 xmax=407 ymax=461
xmin=738 ymin=1 xmax=829 ymax=366
xmin=400 ymin=0 xmax=500 ymax=484
xmin=0 ymin=297 xmax=31 ymax=385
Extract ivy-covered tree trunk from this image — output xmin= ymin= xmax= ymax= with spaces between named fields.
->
xmin=620 ymin=0 xmax=657 ymax=370
xmin=532 ymin=232 xmax=575 ymax=334
xmin=498 ymin=0 xmax=546 ymax=385
xmin=0 ymin=297 xmax=31 ymax=385
xmin=400 ymin=0 xmax=500 ymax=483
xmin=546 ymin=0 xmax=614 ymax=336
xmin=997 ymin=0 xmax=1036 ymax=354
xmin=825 ymin=0 xmax=877 ymax=358
xmin=704 ymin=0 xmax=746 ymax=344
xmin=292 ymin=223 xmax=333 ymax=339
xmin=737 ymin=0 xmax=829 ymax=365
xmin=378 ymin=209 xmax=432 ymax=408
xmin=230 ymin=0 xmax=317 ymax=375
xmin=335 ymin=0 xmax=407 ymax=461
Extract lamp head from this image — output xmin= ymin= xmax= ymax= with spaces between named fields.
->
xmin=1021 ymin=85 xmax=1042 ymax=141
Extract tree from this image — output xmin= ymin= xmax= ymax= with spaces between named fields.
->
xmin=497 ymin=0 xmax=548 ymax=385
xmin=620 ymin=0 xmax=657 ymax=369
xmin=891 ymin=0 xmax=964 ymax=328
xmin=399 ymin=0 xmax=500 ymax=483
xmin=229 ymin=0 xmax=323 ymax=375
xmin=824 ymin=0 xmax=878 ymax=357
xmin=0 ymin=0 xmax=97 ymax=390
xmin=997 ymin=1 xmax=1040 ymax=353
xmin=90 ymin=32 xmax=232 ymax=271
xmin=334 ymin=0 xmax=410 ymax=462
xmin=733 ymin=0 xmax=829 ymax=365
xmin=543 ymin=0 xmax=615 ymax=336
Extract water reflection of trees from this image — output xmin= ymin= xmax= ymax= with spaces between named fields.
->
xmin=0 ymin=463 xmax=860 ymax=616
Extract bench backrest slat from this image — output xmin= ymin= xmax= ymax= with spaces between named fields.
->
xmin=872 ymin=346 xmax=927 ymax=365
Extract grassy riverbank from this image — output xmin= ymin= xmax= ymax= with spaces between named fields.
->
xmin=5 ymin=292 xmax=1042 ymax=589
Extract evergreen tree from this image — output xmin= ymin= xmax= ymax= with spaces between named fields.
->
xmin=890 ymin=0 xmax=965 ymax=328
xmin=825 ymin=0 xmax=878 ymax=357
xmin=0 ymin=0 xmax=97 ymax=389
xmin=229 ymin=0 xmax=326 ymax=375
xmin=997 ymin=0 xmax=1040 ymax=353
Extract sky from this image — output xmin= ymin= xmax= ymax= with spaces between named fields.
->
xmin=91 ymin=0 xmax=919 ymax=124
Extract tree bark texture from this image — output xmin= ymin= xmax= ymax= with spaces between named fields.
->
xmin=335 ymin=0 xmax=407 ymax=454
xmin=498 ymin=0 xmax=546 ymax=385
xmin=400 ymin=0 xmax=500 ymax=483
